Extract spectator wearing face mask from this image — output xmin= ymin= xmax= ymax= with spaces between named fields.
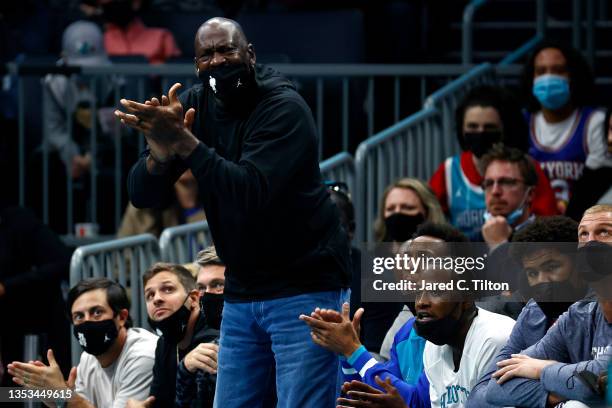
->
xmin=480 ymin=145 xmax=539 ymax=249
xmin=364 ymin=178 xmax=446 ymax=354
xmin=522 ymin=42 xmax=612 ymax=215
xmin=375 ymin=178 xmax=446 ymax=244
xmin=84 ymin=0 xmax=181 ymax=64
xmin=414 ymin=244 xmax=515 ymax=408
xmin=127 ymin=263 xmax=219 ymax=408
xmin=8 ymin=278 xmax=158 ymax=407
xmin=301 ymin=222 xmax=471 ymax=408
xmin=429 ymin=86 xmax=557 ymax=242
xmin=173 ymin=247 xmax=237 ymax=408
xmin=476 ymin=205 xmax=612 ymax=407
xmin=467 ymin=216 xmax=590 ymax=408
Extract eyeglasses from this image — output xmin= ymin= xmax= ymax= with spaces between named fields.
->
xmin=481 ymin=177 xmax=524 ymax=191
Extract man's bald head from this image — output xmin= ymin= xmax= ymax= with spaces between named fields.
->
xmin=195 ymin=17 xmax=249 ymax=50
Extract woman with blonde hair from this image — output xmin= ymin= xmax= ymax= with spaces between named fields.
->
xmin=374 ymin=178 xmax=446 ymax=242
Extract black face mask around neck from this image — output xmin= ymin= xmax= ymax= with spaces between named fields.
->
xmin=148 ymin=296 xmax=192 ymax=343
xmin=414 ymin=304 xmax=466 ymax=346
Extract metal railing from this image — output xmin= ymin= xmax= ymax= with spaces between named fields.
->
xmin=354 ymin=108 xmax=441 ymax=243
xmin=69 ymin=233 xmax=160 ymax=364
xmin=9 ymin=62 xmax=478 ymax=238
xmin=159 ymin=221 xmax=214 ymax=264
xmin=320 ymin=151 xmax=356 ymax=196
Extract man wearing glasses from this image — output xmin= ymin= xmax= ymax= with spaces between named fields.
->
xmin=480 ymin=145 xmax=538 ymax=249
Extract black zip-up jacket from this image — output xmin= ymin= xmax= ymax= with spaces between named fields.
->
xmin=128 ymin=64 xmax=351 ymax=301
xmin=150 ymin=312 xmax=219 ymax=407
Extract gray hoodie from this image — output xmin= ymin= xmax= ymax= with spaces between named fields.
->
xmin=482 ymin=300 xmax=610 ymax=406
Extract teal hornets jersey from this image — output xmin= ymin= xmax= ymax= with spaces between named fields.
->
xmin=446 ymin=156 xmax=486 ymax=241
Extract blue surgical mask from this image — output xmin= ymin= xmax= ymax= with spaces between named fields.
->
xmin=483 ymin=188 xmax=531 ymax=226
xmin=482 ymin=208 xmax=523 ymax=225
xmin=532 ymin=74 xmax=570 ymax=110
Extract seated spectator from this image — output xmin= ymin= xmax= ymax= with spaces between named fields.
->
xmin=0 ymin=206 xmax=72 ymax=385
xmin=483 ymin=204 xmax=612 ymax=407
xmin=522 ymin=41 xmax=612 ymax=214
xmin=375 ymin=178 xmax=446 ymax=244
xmin=8 ymin=278 xmax=158 ymax=407
xmin=86 ymin=0 xmax=181 ymax=64
xmin=195 ymin=246 xmax=225 ymax=331
xmin=415 ymin=263 xmax=515 ymax=408
xmin=480 ymin=145 xmax=538 ymax=249
xmin=301 ymin=222 xmax=514 ymax=408
xmin=467 ymin=216 xmax=589 ymax=408
xmin=346 ymin=178 xmax=445 ymax=354
xmin=127 ymin=262 xmax=219 ymax=408
xmin=118 ymin=169 xmax=205 ymax=237
xmin=429 ymin=86 xmax=557 ymax=241
xmin=379 ymin=222 xmax=469 ymax=360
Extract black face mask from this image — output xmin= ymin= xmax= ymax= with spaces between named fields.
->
xmin=102 ymin=1 xmax=136 ymax=28
xmin=384 ymin=213 xmax=425 ymax=242
xmin=199 ymin=63 xmax=253 ymax=110
xmin=414 ymin=304 xmax=464 ymax=346
xmin=73 ymin=319 xmax=119 ymax=356
xmin=200 ymin=292 xmax=224 ymax=330
xmin=526 ymin=281 xmax=586 ymax=323
xmin=463 ymin=131 xmax=503 ymax=158
xmin=576 ymin=241 xmax=612 ymax=282
xmin=148 ymin=299 xmax=192 ymax=343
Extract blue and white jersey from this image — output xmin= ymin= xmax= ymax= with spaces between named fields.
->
xmin=445 ymin=156 xmax=486 ymax=241
xmin=527 ymin=107 xmax=598 ymax=203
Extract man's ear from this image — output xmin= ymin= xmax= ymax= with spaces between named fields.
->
xmin=117 ymin=309 xmax=129 ymax=327
xmin=526 ymin=186 xmax=536 ymax=206
xmin=188 ymin=289 xmax=200 ymax=307
xmin=247 ymin=43 xmax=256 ymax=66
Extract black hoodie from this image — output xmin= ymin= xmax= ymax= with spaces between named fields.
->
xmin=128 ymin=65 xmax=351 ymax=301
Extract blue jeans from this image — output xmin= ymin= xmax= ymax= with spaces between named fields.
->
xmin=213 ymin=290 xmax=349 ymax=408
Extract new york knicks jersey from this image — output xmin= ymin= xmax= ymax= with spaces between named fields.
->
xmin=527 ymin=108 xmax=595 ymax=203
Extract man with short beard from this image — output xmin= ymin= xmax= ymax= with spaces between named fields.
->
xmin=127 ymin=262 xmax=219 ymax=408
xmin=115 ymin=16 xmax=350 ymax=407
xmin=8 ymin=278 xmax=158 ymax=408
xmin=415 ymin=264 xmax=515 ymax=408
